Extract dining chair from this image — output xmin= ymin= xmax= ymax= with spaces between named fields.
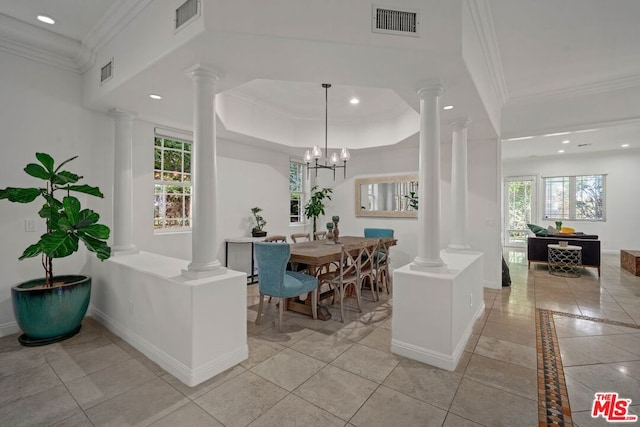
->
xmin=290 ymin=232 xmax=311 ymax=243
xmin=360 ymin=239 xmax=379 ymax=301
xmin=363 ymin=228 xmax=394 ymax=238
xmin=317 ymin=244 xmax=363 ymax=322
xmin=254 ymin=242 xmax=318 ymax=331
xmin=364 ymin=228 xmax=394 ymax=294
xmin=314 ymin=231 xmax=327 ymax=240
xmin=264 ymin=235 xmax=287 ymax=242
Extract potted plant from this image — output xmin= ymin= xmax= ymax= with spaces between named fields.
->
xmin=0 ymin=153 xmax=111 ymax=346
xmin=304 ymin=186 xmax=332 ymax=239
xmin=251 ymin=207 xmax=267 ymax=237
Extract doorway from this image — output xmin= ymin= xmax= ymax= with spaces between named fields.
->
xmin=504 ymin=176 xmax=537 ymax=247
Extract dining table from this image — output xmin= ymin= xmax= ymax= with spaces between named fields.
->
xmin=286 ymin=235 xmax=397 ymax=320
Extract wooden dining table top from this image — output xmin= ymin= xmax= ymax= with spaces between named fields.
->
xmin=289 ymin=236 xmax=396 ymax=267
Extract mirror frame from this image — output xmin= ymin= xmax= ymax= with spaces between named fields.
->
xmin=355 ymin=174 xmax=418 ymax=218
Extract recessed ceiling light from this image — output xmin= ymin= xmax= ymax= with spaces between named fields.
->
xmin=562 ymin=140 xmax=570 ymax=144
xmin=149 ymin=94 xmax=162 ymax=100
xmin=543 ymin=132 xmax=571 ymax=137
xmin=558 ymin=149 xmax=565 ymax=153
xmin=443 ymin=105 xmax=454 ymax=110
xmin=622 ymin=144 xmax=630 ymax=148
xmin=349 ymin=98 xmax=360 ymax=105
xmin=37 ymin=15 xmax=55 ymax=25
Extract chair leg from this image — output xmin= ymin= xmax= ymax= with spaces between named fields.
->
xmin=256 ymin=293 xmax=264 ymax=325
xmin=336 ymin=285 xmax=345 ymax=323
xmin=354 ymin=282 xmax=363 ymax=313
xmin=278 ymin=297 xmax=284 ymax=332
xmin=311 ymin=288 xmax=318 ymax=320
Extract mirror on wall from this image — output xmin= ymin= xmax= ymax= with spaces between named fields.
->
xmin=355 ymin=174 xmax=418 ymax=217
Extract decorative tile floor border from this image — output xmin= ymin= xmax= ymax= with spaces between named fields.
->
xmin=536 ymin=309 xmax=640 ymax=426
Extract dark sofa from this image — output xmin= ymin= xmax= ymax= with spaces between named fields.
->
xmin=527 ymin=235 xmax=601 ymax=276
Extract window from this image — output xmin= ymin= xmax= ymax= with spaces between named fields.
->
xmin=289 ymin=161 xmax=305 ymax=223
xmin=154 ymin=135 xmax=192 ymax=231
xmin=543 ymin=174 xmax=606 ymax=221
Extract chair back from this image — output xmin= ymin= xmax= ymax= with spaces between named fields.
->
xmin=364 ymin=228 xmax=394 ymax=238
xmin=264 ymin=235 xmax=287 ymax=242
xmin=339 ymin=244 xmax=363 ymax=279
xmin=314 ymin=231 xmax=327 ymax=240
xmin=254 ymin=242 xmax=289 ymax=295
xmin=290 ymin=233 xmax=311 ymax=243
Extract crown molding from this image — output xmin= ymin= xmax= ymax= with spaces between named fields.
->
xmin=0 ymin=13 xmax=93 ymax=73
xmin=501 ymin=115 xmax=640 ymax=141
xmin=82 ymin=0 xmax=153 ymax=52
xmin=507 ymin=73 xmax=640 ymax=106
xmin=465 ymin=0 xmax=509 ymax=106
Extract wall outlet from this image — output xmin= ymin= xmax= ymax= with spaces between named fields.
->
xmin=25 ymin=219 xmax=37 ymax=232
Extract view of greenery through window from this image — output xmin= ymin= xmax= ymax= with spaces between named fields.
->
xmin=544 ymin=174 xmax=605 ymax=221
xmin=154 ymin=136 xmax=192 ymax=230
xmin=506 ymin=179 xmax=533 ymax=245
xmin=290 ymin=162 xmax=304 ymax=223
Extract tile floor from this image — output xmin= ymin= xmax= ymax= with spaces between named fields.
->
xmin=1 ymin=250 xmax=639 ymax=426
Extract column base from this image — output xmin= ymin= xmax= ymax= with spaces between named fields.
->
xmin=446 ymin=243 xmax=471 ymax=253
xmin=112 ymin=245 xmax=139 ymax=255
xmin=411 ymin=256 xmax=446 ymax=273
xmin=182 ymin=260 xmax=227 ymax=279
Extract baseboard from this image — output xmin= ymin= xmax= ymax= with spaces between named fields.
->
xmin=391 ymin=302 xmax=485 ymax=371
xmin=0 ymin=321 xmax=20 ymax=337
xmin=88 ymin=305 xmax=248 ymax=387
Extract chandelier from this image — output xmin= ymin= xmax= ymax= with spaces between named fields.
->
xmin=304 ymin=83 xmax=350 ymax=179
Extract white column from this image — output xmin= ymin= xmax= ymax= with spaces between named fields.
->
xmin=110 ymin=108 xmax=138 ymax=254
xmin=412 ymin=83 xmax=446 ymax=270
xmin=183 ymin=64 xmax=226 ymax=278
xmin=448 ymin=118 xmax=471 ymax=251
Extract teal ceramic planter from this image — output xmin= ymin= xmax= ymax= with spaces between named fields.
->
xmin=11 ymin=275 xmax=91 ymax=346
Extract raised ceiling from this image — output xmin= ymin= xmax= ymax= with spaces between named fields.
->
xmin=2 ymin=0 xmax=640 ymax=158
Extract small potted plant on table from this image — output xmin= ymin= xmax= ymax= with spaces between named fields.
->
xmin=0 ymin=153 xmax=111 ymax=346
xmin=251 ymin=207 xmax=267 ymax=237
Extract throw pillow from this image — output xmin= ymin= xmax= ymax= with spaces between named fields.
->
xmin=527 ymin=224 xmax=548 ymax=237
xmin=547 ymin=226 xmax=560 ymax=235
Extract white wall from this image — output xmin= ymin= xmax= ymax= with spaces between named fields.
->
xmin=0 ymin=51 xmax=112 ymax=334
xmin=503 ymin=148 xmax=640 ymax=252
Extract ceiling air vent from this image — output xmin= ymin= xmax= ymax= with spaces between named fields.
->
xmin=100 ymin=59 xmax=113 ymax=85
xmin=372 ymin=5 xmax=419 ymax=37
xmin=175 ymin=0 xmax=200 ymax=31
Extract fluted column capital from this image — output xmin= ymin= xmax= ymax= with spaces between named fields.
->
xmin=450 ymin=117 xmax=472 ymax=130
xmin=185 ymin=63 xmax=225 ymax=83
xmin=109 ymin=108 xmax=137 ymax=120
xmin=417 ymin=81 xmax=444 ymax=99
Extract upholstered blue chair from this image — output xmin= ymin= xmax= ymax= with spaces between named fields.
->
xmin=254 ymin=242 xmax=318 ymax=331
xmin=364 ymin=228 xmax=394 ymax=238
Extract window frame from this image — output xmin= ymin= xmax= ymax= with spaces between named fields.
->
xmin=543 ymin=174 xmax=606 ymax=222
xmin=154 ymin=134 xmax=193 ymax=233
xmin=289 ymin=160 xmax=306 ymax=225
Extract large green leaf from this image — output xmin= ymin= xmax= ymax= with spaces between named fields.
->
xmin=65 ymin=184 xmax=104 ymax=198
xmin=78 ymin=234 xmax=111 ymax=260
xmin=78 ymin=224 xmax=110 ymax=239
xmin=63 ymin=196 xmax=80 ymax=225
xmin=43 ymin=194 xmax=63 ymax=210
xmin=53 ymin=171 xmax=80 ymax=185
xmin=19 ymin=242 xmax=43 ymax=260
xmin=41 ymin=231 xmax=79 ymax=258
xmin=57 ymin=217 xmax=73 ymax=232
xmin=24 ymin=163 xmax=51 ymax=180
xmin=76 ymin=209 xmax=99 ymax=227
xmin=0 ymin=187 xmax=41 ymax=203
xmin=36 ymin=153 xmax=55 ymax=173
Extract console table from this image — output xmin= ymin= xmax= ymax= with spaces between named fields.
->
xmin=621 ymin=250 xmax=640 ymax=276
xmin=548 ymin=244 xmax=582 ymax=278
xmin=224 ymin=237 xmax=264 ymax=284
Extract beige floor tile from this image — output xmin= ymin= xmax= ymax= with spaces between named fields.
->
xmin=564 ymin=365 xmax=640 ymax=403
xmin=442 ymin=413 xmax=483 ymax=426
xmin=150 ymin=402 xmax=223 ymax=426
xmin=0 ymin=384 xmax=81 ymax=426
xmin=46 ymin=342 xmax=131 ymax=382
xmin=195 ymin=371 xmax=288 ymax=427
xmin=330 ymin=343 xmax=399 ymax=383
xmin=608 ymin=360 xmax=640 ymax=382
xmin=0 ymin=363 xmax=61 ymax=407
xmin=553 ymin=316 xmax=631 ymax=337
xmin=320 ymin=320 xmax=376 ymax=343
xmin=51 ymin=412 xmax=95 ymax=427
xmin=464 ymin=354 xmax=537 ymax=400
xmin=597 ymin=333 xmax=640 ymax=356
xmin=357 ymin=326 xmax=392 ymax=353
xmin=382 ymin=358 xmax=462 ymax=410
xmin=0 ymin=336 xmax=47 ymax=378
xmin=161 ymin=364 xmax=245 ymax=400
xmin=59 ymin=329 xmax=114 ymax=356
xmin=251 ymin=347 xmax=326 ymax=391
xmin=240 ymin=336 xmax=287 ymax=369
xmin=258 ymin=323 xmax=315 ymax=347
xmin=85 ymin=377 xmax=188 ymax=426
xmin=473 ymin=336 xmax=537 ymax=369
xmin=293 ymin=365 xmax=377 ymax=420
xmin=559 ymin=336 xmax=639 ymax=366
xmin=449 ymin=378 xmax=537 ymax=427
xmin=290 ymin=330 xmax=354 ymax=363
xmin=564 ymin=374 xmax=598 ymax=412
xmin=480 ymin=320 xmax=537 ymax=347
xmin=66 ymin=358 xmax=157 ymax=409
xmin=250 ymin=393 xmax=345 ymax=427
xmin=351 ymin=385 xmax=447 ymax=427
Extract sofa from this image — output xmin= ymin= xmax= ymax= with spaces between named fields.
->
xmin=527 ymin=235 xmax=601 ymax=276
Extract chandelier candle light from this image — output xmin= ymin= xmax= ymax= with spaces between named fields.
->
xmin=304 ymin=83 xmax=350 ymax=179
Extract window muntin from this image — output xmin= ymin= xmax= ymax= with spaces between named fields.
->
xmin=543 ymin=174 xmax=606 ymax=221
xmin=154 ymin=136 xmax=192 ymax=231
xmin=289 ymin=161 xmax=305 ymax=223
